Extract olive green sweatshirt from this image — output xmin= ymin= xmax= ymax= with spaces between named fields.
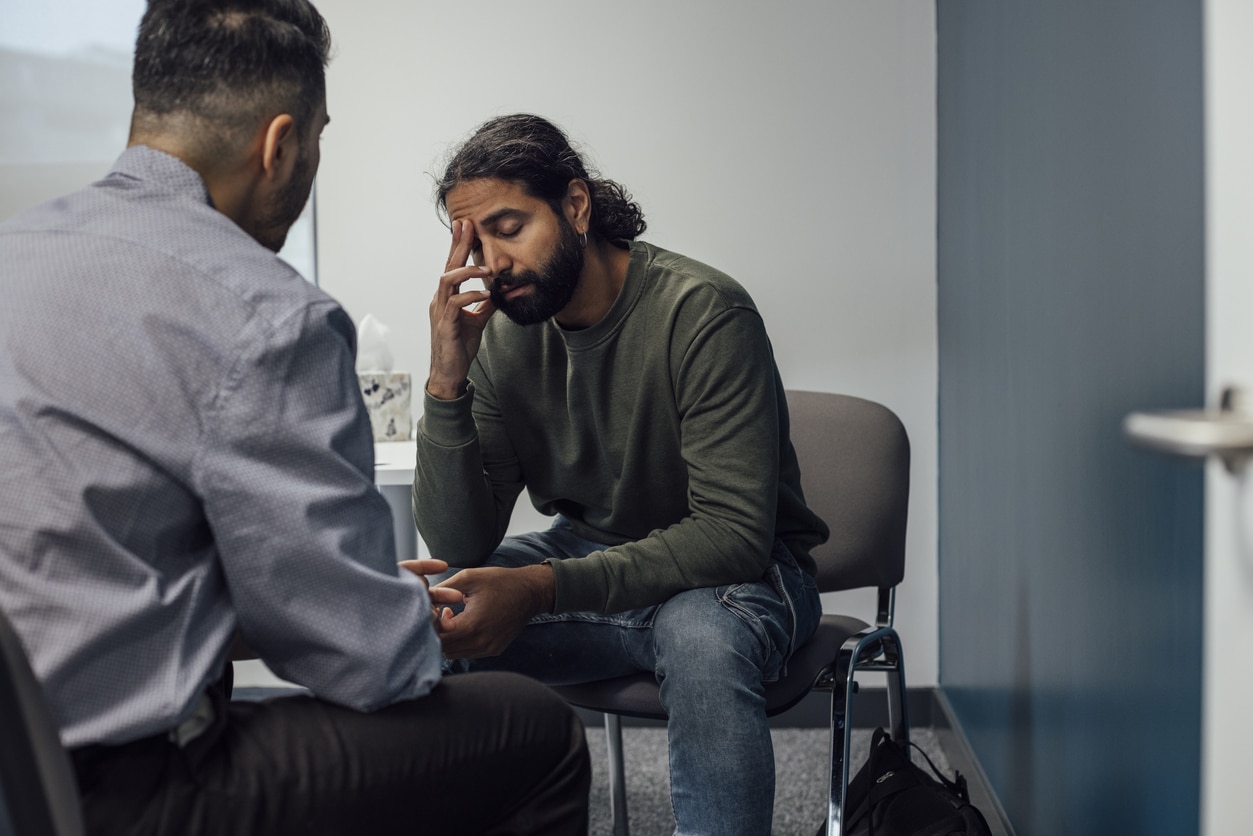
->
xmin=413 ymin=241 xmax=828 ymax=615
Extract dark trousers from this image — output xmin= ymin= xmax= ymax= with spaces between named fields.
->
xmin=70 ymin=670 xmax=590 ymax=836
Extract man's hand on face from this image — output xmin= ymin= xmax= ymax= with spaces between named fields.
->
xmin=426 ymin=218 xmax=496 ymax=401
xmin=431 ymin=564 xmax=556 ymax=658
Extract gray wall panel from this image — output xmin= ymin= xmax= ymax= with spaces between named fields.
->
xmin=937 ymin=2 xmax=1205 ymax=833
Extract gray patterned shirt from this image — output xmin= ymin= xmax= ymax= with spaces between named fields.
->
xmin=0 ymin=146 xmax=442 ymax=748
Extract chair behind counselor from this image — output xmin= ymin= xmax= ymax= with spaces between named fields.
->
xmin=0 ymin=606 xmax=86 ymax=836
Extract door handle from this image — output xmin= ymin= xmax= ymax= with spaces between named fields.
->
xmin=1124 ymin=386 xmax=1253 ymax=474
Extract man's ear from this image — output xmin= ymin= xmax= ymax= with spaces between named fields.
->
xmin=259 ymin=113 xmax=298 ymax=181
xmin=564 ymin=178 xmax=592 ymax=234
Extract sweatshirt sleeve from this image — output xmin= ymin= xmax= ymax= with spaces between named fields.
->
xmin=412 ymin=368 xmax=525 ymax=565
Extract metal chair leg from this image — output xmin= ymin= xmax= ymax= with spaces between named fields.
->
xmin=827 ymin=635 xmax=860 ymax=836
xmin=884 ymin=633 xmax=909 ymax=751
xmin=604 ymin=712 xmax=630 ymax=836
xmin=829 ymin=626 xmax=911 ymax=836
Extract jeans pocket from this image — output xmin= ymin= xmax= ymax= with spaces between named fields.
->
xmin=774 ymin=545 xmax=822 ymax=654
xmin=715 ymin=567 xmax=792 ymax=683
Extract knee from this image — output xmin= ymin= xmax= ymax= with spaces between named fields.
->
xmin=507 ymin=675 xmax=591 ymax=779
xmin=652 ymin=591 xmax=766 ymax=688
xmin=467 ymin=673 xmax=588 ymax=759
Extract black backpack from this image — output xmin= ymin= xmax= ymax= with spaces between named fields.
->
xmin=841 ymin=727 xmax=994 ymax=836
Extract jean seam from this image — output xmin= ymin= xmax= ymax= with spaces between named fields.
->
xmin=529 ymin=612 xmax=655 ymax=630
xmin=716 ymin=572 xmax=784 ymax=682
xmin=770 ymin=564 xmax=800 ymax=678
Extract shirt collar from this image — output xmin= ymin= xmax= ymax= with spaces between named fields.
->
xmin=110 ymin=145 xmax=214 ymax=208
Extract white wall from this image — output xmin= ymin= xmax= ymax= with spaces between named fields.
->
xmin=315 ymin=0 xmax=939 ymax=684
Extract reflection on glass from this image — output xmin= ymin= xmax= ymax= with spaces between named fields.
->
xmin=0 ymin=0 xmax=318 ymax=284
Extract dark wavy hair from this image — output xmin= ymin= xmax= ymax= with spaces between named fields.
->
xmin=436 ymin=114 xmax=647 ymax=243
xmin=131 ymin=0 xmax=331 ymax=152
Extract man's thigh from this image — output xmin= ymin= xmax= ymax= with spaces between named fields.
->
xmin=457 ymin=523 xmax=659 ymax=683
xmin=483 ymin=520 xmax=599 ymax=570
xmin=77 ymin=672 xmax=589 ymax=836
xmin=458 ymin=607 xmax=660 ymax=684
xmin=466 ymin=574 xmax=793 ymax=694
xmin=651 ymin=545 xmax=818 ymax=688
xmin=464 ymin=527 xmax=817 ymax=687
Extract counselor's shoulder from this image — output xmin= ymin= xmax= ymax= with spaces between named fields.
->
xmin=2 ymin=150 xmax=340 ymax=342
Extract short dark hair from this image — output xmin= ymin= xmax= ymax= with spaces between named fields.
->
xmin=436 ymin=114 xmax=647 ymax=243
xmin=131 ymin=0 xmax=331 ymax=151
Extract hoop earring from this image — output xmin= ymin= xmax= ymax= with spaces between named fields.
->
xmin=579 ymin=231 xmax=588 ymax=248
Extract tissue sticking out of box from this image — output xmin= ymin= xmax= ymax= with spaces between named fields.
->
xmin=356 ymin=314 xmax=412 ymax=442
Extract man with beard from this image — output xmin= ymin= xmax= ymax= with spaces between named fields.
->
xmin=416 ymin=113 xmax=830 ymax=835
xmin=0 ymin=6 xmax=589 ymax=836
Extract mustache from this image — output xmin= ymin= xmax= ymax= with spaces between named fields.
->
xmin=490 ymin=271 xmax=536 ymax=294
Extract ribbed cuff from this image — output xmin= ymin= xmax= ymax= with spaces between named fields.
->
xmin=418 ymin=382 xmax=478 ymax=447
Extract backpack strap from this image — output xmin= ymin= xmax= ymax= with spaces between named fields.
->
xmin=906 ymin=741 xmax=971 ymax=803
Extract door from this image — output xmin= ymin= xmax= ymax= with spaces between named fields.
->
xmin=1201 ymin=1 xmax=1253 ymax=832
xmin=1125 ymin=3 xmax=1253 ymax=832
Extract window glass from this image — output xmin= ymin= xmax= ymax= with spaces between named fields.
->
xmin=0 ymin=0 xmax=318 ymax=283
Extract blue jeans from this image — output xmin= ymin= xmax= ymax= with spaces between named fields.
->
xmin=450 ymin=517 xmax=823 ymax=836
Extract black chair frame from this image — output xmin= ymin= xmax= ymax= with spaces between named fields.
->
xmin=0 ymin=607 xmax=87 ymax=836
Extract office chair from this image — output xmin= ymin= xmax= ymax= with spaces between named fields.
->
xmin=0 ymin=607 xmax=87 ymax=836
xmin=552 ymin=390 xmax=911 ymax=836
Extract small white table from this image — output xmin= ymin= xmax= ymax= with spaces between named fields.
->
xmin=374 ymin=440 xmax=418 ymax=486
xmin=374 ymin=440 xmax=419 ymax=562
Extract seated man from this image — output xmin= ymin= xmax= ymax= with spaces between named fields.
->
xmin=416 ymin=113 xmax=830 ymax=835
xmin=0 ymin=5 xmax=588 ymax=835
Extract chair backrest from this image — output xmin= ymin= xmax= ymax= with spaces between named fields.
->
xmin=785 ymin=390 xmax=910 ymax=594
xmin=0 ymin=608 xmax=86 ymax=836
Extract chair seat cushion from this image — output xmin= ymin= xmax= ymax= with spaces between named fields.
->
xmin=551 ymin=613 xmax=870 ymax=719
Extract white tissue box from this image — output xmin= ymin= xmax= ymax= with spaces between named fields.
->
xmin=358 ymin=372 xmax=412 ymax=442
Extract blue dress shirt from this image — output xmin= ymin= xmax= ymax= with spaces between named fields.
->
xmin=0 ymin=146 xmax=442 ymax=748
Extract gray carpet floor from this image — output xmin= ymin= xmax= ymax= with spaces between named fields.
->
xmin=582 ymin=723 xmax=952 ymax=836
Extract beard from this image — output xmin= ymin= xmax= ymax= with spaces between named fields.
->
xmin=490 ymin=219 xmax=584 ymax=326
xmin=257 ymin=147 xmax=315 ymax=253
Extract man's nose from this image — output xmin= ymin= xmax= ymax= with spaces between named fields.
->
xmin=479 ymin=240 xmax=509 ymax=277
